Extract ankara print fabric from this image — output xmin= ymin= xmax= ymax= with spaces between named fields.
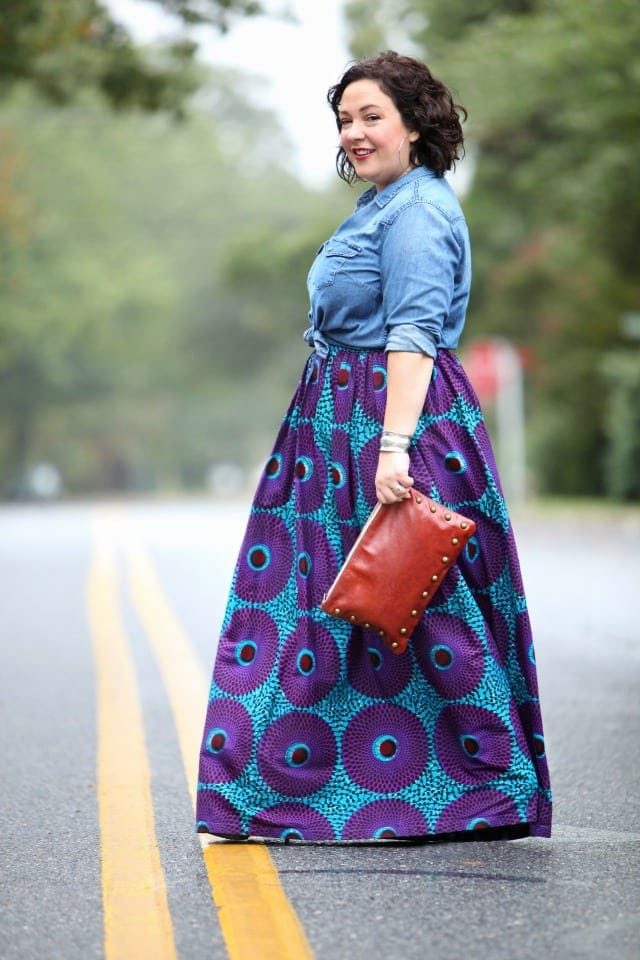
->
xmin=196 ymin=347 xmax=552 ymax=841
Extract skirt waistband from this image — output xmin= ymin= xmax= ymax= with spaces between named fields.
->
xmin=304 ymin=324 xmax=456 ymax=359
xmin=309 ymin=342 xmax=456 ymax=360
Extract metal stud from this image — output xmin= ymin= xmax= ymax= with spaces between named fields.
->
xmin=460 ymin=521 xmax=468 ymax=530
xmin=431 ymin=573 xmax=439 ymax=582
xmin=444 ymin=512 xmax=452 ymax=521
xmin=442 ymin=555 xmax=449 ymax=564
xmin=349 ymin=615 xmax=356 ymax=622
xmin=415 ymin=495 xmax=422 ymax=504
xmin=364 ymin=622 xmax=371 ymax=629
xmin=379 ymin=630 xmax=385 ymax=637
xmin=451 ymin=537 xmax=459 ymax=545
xmin=430 ymin=505 xmax=437 ymax=514
xmin=334 ymin=608 xmax=341 ymax=614
xmin=411 ymin=609 xmax=418 ymax=617
xmin=421 ymin=590 xmax=429 ymax=598
xmin=391 ymin=641 xmax=399 ymax=650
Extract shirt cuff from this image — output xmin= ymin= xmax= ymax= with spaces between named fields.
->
xmin=385 ymin=323 xmax=438 ymax=358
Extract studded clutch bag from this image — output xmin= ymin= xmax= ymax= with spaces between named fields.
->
xmin=320 ymin=488 xmax=476 ymax=655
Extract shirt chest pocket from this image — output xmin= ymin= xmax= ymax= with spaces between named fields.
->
xmin=311 ymin=239 xmax=362 ymax=290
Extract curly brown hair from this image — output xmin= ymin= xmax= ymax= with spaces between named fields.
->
xmin=327 ymin=51 xmax=467 ymax=183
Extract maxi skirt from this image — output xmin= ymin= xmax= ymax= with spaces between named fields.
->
xmin=196 ymin=346 xmax=552 ymax=841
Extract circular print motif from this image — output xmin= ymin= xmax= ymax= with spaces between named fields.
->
xmin=293 ymin=422 xmax=327 ymax=514
xmin=257 ymin=711 xmax=337 ymax=797
xmin=305 ymin=354 xmax=320 ymax=386
xmin=295 ymin=518 xmax=339 ymax=609
xmin=465 ymin=535 xmax=480 ymax=565
xmin=515 ymin=609 xmax=539 ymax=698
xmin=235 ymin=512 xmax=293 ymax=603
xmin=510 ymin=697 xmax=529 ymax=759
xmin=358 ymin=357 xmax=387 ymax=422
xmin=279 ymin=617 xmax=340 ymax=707
xmin=196 ymin=792 xmax=243 ymax=835
xmin=342 ymin=703 xmax=428 ymax=793
xmin=297 ymin=551 xmax=312 ymax=579
xmin=424 ymin=364 xmax=455 ymax=416
xmin=214 ymin=607 xmax=279 ymax=695
xmin=342 ymin=798 xmax=428 ymax=840
xmin=300 ymin=355 xmax=322 ymax=418
xmin=435 ymin=787 xmax=519 ymax=833
xmin=413 ymin=612 xmax=485 ymax=700
xmin=421 ymin=419 xmax=487 ymax=503
xmin=200 ymin=698 xmax=253 ymax=784
xmin=254 ymin=425 xmax=296 ymax=509
xmin=372 ymin=364 xmax=387 ymax=391
xmin=329 ymin=427 xmax=354 ymax=521
xmin=475 ymin=595 xmax=511 ymax=666
xmin=455 ymin=506 xmax=508 ymax=590
xmin=512 ymin=699 xmax=550 ymax=789
xmin=332 ymin=359 xmax=355 ymax=424
xmin=424 ymin=355 xmax=482 ymax=417
xmin=346 ymin=629 xmax=412 ymax=699
xmin=434 ymin=704 xmax=512 ymax=785
xmin=250 ymin=802 xmax=334 ymax=840
xmin=505 ymin=531 xmax=526 ymax=595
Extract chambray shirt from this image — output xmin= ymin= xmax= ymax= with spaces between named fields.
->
xmin=304 ymin=165 xmax=471 ymax=358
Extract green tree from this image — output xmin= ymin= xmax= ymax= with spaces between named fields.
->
xmin=345 ymin=0 xmax=640 ymax=497
xmin=0 ymin=0 xmax=265 ymax=113
xmin=0 ymin=76 xmax=353 ymax=494
xmin=0 ymin=0 xmax=357 ymax=497
xmin=601 ymin=352 xmax=640 ymax=501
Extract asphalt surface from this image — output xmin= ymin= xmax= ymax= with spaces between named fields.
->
xmin=1 ymin=498 xmax=639 ymax=960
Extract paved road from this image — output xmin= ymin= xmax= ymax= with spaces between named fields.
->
xmin=1 ymin=499 xmax=638 ymax=960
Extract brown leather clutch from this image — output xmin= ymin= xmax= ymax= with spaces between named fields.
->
xmin=320 ymin=488 xmax=477 ymax=654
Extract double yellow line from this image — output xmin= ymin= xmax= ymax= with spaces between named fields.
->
xmin=87 ymin=509 xmax=314 ymax=960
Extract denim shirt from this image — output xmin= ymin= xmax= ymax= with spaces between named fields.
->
xmin=304 ymin=165 xmax=471 ymax=358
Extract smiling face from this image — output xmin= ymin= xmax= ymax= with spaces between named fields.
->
xmin=338 ymin=78 xmax=419 ymax=191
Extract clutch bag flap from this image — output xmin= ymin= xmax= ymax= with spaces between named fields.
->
xmin=320 ymin=488 xmax=476 ymax=654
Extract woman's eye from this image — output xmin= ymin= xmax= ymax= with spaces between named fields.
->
xmin=365 ymin=115 xmax=380 ymax=122
xmin=339 ymin=118 xmax=352 ymax=128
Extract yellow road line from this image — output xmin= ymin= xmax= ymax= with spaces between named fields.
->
xmin=87 ymin=525 xmax=177 ymax=960
xmin=123 ymin=531 xmax=314 ymax=960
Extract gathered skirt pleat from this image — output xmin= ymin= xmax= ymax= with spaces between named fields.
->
xmin=195 ymin=346 xmax=552 ymax=841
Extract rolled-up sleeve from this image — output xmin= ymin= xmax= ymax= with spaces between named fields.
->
xmin=381 ymin=201 xmax=460 ymax=357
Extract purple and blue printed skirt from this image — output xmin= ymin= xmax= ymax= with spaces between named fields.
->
xmin=196 ymin=346 xmax=552 ymax=841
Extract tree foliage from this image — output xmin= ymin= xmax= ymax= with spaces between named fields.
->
xmin=346 ymin=0 xmax=640 ymax=497
xmin=0 ymin=0 xmax=265 ymax=113
xmin=1 ymin=0 xmax=355 ymax=495
xmin=0 ymin=72 xmax=353 ymax=494
xmin=3 ymin=0 xmax=638 ymax=498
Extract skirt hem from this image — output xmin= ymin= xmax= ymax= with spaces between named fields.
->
xmin=196 ymin=821 xmax=546 ymax=843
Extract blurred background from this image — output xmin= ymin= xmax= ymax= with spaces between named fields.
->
xmin=1 ymin=0 xmax=638 ymax=504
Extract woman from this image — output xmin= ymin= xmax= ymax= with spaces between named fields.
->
xmin=196 ymin=52 xmax=552 ymax=842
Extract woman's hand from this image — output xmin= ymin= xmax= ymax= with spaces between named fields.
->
xmin=375 ymin=451 xmax=414 ymax=504
xmin=375 ymin=351 xmax=433 ymax=504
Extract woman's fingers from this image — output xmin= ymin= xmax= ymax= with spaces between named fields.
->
xmin=375 ymin=450 xmax=414 ymax=504
xmin=375 ymin=477 xmax=414 ymax=504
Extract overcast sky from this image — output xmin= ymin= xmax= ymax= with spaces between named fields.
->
xmin=105 ymin=0 xmax=352 ymax=187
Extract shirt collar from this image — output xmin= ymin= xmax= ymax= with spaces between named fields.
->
xmin=355 ymin=165 xmax=439 ymax=209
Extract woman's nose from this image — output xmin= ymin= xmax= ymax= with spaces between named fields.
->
xmin=345 ymin=120 xmax=364 ymax=140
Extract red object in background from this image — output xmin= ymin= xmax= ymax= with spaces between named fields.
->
xmin=463 ymin=339 xmax=502 ymax=402
xmin=516 ymin=343 xmax=536 ymax=372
